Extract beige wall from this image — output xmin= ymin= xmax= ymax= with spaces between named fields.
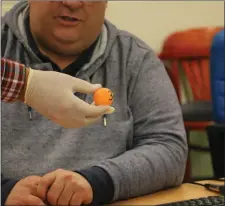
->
xmin=1 ymin=1 xmax=224 ymax=52
xmin=106 ymin=1 xmax=224 ymax=52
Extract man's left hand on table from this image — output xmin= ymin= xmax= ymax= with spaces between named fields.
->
xmin=36 ymin=169 xmax=93 ymax=206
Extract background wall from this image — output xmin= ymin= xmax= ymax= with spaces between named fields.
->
xmin=2 ymin=1 xmax=224 ymax=52
xmin=106 ymin=1 xmax=224 ymax=52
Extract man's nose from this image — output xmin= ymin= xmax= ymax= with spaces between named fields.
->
xmin=61 ymin=0 xmax=83 ymax=10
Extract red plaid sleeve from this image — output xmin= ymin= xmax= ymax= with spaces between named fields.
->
xmin=1 ymin=58 xmax=26 ymax=102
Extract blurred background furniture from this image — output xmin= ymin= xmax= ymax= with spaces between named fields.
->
xmin=159 ymin=27 xmax=224 ymax=182
xmin=206 ymin=29 xmax=225 ymax=179
xmin=206 ymin=124 xmax=224 ymax=179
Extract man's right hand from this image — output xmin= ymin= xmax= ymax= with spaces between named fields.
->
xmin=5 ymin=176 xmax=45 ymax=206
xmin=23 ymin=68 xmax=115 ymax=128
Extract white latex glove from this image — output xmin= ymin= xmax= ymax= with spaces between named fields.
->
xmin=24 ymin=68 xmax=115 ymax=128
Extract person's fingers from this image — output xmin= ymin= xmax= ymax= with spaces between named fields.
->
xmin=84 ymin=116 xmax=102 ymax=126
xmin=36 ymin=172 xmax=56 ymax=200
xmin=71 ymin=77 xmax=102 ymax=94
xmin=85 ymin=105 xmax=115 ymax=117
xmin=25 ymin=175 xmax=41 ymax=187
xmin=57 ymin=181 xmax=76 ymax=206
xmin=24 ymin=195 xmax=46 ymax=206
xmin=104 ymin=106 xmax=116 ymax=114
xmin=72 ymin=96 xmax=115 ymax=117
xmin=69 ymin=192 xmax=83 ymax=206
xmin=47 ymin=177 xmax=65 ymax=206
xmin=90 ymin=102 xmax=115 ymax=114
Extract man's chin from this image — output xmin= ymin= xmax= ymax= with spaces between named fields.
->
xmin=55 ymin=38 xmax=79 ymax=45
xmin=35 ymin=32 xmax=82 ymax=57
xmin=53 ymin=32 xmax=80 ymax=45
xmin=48 ymin=46 xmax=81 ymax=57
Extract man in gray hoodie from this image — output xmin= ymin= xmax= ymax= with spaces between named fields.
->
xmin=1 ymin=1 xmax=188 ymax=205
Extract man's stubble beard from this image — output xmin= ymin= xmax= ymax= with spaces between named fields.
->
xmin=35 ymin=33 xmax=83 ymax=57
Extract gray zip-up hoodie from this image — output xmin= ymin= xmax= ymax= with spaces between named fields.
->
xmin=1 ymin=1 xmax=187 ymax=203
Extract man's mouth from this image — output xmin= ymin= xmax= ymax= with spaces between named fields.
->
xmin=60 ymin=16 xmax=78 ymax=22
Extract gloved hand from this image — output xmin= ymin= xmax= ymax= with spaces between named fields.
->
xmin=23 ymin=68 xmax=115 ymax=128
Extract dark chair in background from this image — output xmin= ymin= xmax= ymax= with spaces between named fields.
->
xmin=206 ymin=124 xmax=224 ymax=178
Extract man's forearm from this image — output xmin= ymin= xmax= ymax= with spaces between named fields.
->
xmin=94 ymin=141 xmax=187 ymax=202
xmin=1 ymin=58 xmax=29 ymax=102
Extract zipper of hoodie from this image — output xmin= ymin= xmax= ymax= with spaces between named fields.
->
xmin=28 ymin=106 xmax=32 ymax=120
xmin=102 ymin=66 xmax=108 ymax=127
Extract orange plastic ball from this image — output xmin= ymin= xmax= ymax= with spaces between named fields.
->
xmin=93 ymin=88 xmax=114 ymax=106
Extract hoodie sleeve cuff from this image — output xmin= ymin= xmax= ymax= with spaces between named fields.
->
xmin=75 ymin=166 xmax=114 ymax=205
xmin=1 ymin=178 xmax=19 ymax=206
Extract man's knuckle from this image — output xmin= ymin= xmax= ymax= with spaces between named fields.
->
xmin=70 ymin=179 xmax=78 ymax=186
xmin=39 ymin=178 xmax=49 ymax=186
xmin=80 ymin=185 xmax=87 ymax=193
xmin=23 ymin=176 xmax=40 ymax=186
xmin=72 ymin=181 xmax=85 ymax=192
xmin=39 ymin=181 xmax=47 ymax=189
xmin=64 ymin=173 xmax=73 ymax=181
xmin=56 ymin=168 xmax=64 ymax=173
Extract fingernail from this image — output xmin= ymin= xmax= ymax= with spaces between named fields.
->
xmin=105 ymin=107 xmax=115 ymax=114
